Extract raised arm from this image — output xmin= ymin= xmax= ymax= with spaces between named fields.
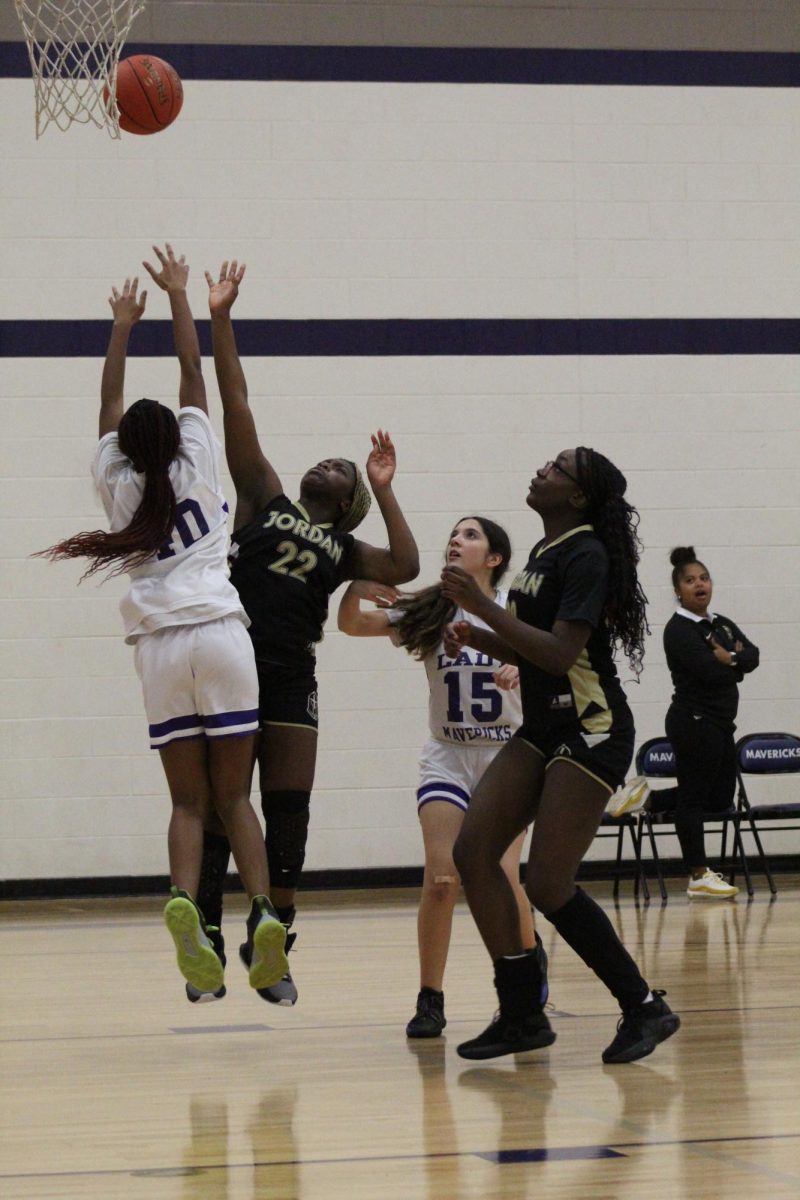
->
xmin=346 ymin=432 xmax=420 ymax=585
xmin=337 ymin=580 xmax=400 ymax=637
xmin=99 ymin=277 xmax=146 ymax=438
xmin=206 ymin=260 xmax=282 ymax=525
xmin=142 ymin=243 xmax=206 ymax=414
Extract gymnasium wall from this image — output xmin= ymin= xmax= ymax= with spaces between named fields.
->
xmin=1 ymin=1 xmax=798 ymax=886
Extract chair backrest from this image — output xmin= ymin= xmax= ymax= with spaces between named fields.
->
xmin=736 ymin=732 xmax=800 ymax=776
xmin=635 ymin=737 xmax=676 ymax=778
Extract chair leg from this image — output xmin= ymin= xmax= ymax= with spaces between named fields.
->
xmin=613 ymin=824 xmax=623 ymax=899
xmin=744 ymin=811 xmax=778 ymax=896
xmin=628 ymin=819 xmax=650 ymax=903
xmin=727 ymin=817 xmax=752 ymax=897
xmin=641 ymin=814 xmax=666 ymax=903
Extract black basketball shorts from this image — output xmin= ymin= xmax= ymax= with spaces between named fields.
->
xmin=514 ymin=707 xmax=635 ymax=795
xmin=256 ymin=659 xmax=319 ymax=733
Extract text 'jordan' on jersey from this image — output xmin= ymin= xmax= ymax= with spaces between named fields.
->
xmin=507 ymin=526 xmax=628 ymax=735
xmin=229 ymin=495 xmax=356 ymax=667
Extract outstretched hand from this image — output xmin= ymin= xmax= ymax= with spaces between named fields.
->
xmin=366 ymin=429 xmax=396 ymax=492
xmin=206 ymin=259 xmax=246 ymax=317
xmin=142 ymin=243 xmax=189 ymax=292
xmin=108 ymin=276 xmax=147 ymax=326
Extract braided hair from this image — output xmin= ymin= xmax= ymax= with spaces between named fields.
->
xmin=392 ymin=516 xmax=511 ymax=661
xmin=38 ymin=399 xmax=180 ymax=580
xmin=574 ymin=446 xmax=650 ymax=675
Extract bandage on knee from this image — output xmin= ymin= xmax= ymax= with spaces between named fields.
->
xmin=433 ymin=874 xmax=458 ymax=885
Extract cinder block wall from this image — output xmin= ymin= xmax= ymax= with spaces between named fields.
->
xmin=1 ymin=2 xmax=798 ymax=882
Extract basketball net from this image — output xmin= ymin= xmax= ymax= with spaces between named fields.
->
xmin=14 ymin=0 xmax=146 ymax=138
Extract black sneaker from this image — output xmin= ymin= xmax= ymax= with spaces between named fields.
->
xmin=457 ymin=1008 xmax=556 ymax=1061
xmin=186 ymin=929 xmax=227 ymax=1003
xmin=240 ymin=929 xmax=298 ymax=1006
xmin=406 ymin=988 xmax=446 ymax=1038
xmin=602 ymin=990 xmax=680 ymax=1064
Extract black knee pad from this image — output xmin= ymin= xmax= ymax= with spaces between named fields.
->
xmin=261 ymin=790 xmax=310 ymax=890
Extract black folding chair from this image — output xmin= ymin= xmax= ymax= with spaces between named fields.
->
xmin=733 ymin=732 xmax=800 ymax=896
xmin=634 ymin=736 xmax=754 ymax=900
xmin=596 ymin=811 xmax=650 ymax=901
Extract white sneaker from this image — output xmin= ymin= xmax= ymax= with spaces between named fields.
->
xmin=687 ymin=869 xmax=739 ymax=900
xmin=607 ymin=775 xmax=650 ymax=819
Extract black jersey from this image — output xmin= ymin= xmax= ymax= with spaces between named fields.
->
xmin=664 ymin=610 xmax=759 ymax=728
xmin=229 ymin=495 xmax=355 ymax=668
xmin=507 ymin=525 xmax=629 ymax=734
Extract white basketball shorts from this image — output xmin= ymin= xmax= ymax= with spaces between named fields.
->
xmin=416 ymin=738 xmax=501 ymax=814
xmin=133 ymin=616 xmax=259 ymax=749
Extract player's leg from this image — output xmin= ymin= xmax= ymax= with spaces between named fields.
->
xmin=406 ymin=796 xmax=464 ymax=1038
xmin=246 ymin=718 xmax=317 ymax=1005
xmin=159 ymin=736 xmax=227 ymax=995
xmin=453 ymin=737 xmax=556 ymax=1060
xmin=200 ymin=620 xmax=287 ymax=993
xmin=499 ymin=830 xmax=535 ymax=951
xmin=530 ymin=759 xmax=679 ymax=1063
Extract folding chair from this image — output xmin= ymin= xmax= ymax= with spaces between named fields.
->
xmin=596 ymin=811 xmax=650 ymax=901
xmin=634 ymin=736 xmax=754 ymax=900
xmin=734 ymin=732 xmax=800 ymax=897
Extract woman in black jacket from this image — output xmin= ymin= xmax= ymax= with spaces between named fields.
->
xmin=652 ymin=546 xmax=759 ymax=899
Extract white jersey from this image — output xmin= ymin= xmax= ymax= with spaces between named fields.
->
xmin=92 ymin=407 xmax=248 ymax=643
xmin=389 ymin=591 xmax=521 ymax=747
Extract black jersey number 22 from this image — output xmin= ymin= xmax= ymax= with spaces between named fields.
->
xmin=270 ymin=540 xmax=318 ymax=582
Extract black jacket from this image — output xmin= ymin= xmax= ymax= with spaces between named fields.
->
xmin=663 ymin=611 xmax=759 ymax=728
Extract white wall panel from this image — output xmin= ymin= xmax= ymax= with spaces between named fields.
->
xmin=1 ymin=67 xmax=798 ymax=881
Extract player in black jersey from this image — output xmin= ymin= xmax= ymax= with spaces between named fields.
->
xmin=186 ymin=259 xmax=419 ymax=1006
xmin=440 ymin=448 xmax=680 ymax=1064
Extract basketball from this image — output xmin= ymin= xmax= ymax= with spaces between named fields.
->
xmin=110 ymin=55 xmax=183 ymax=135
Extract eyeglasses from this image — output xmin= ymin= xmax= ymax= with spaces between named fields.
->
xmin=543 ymin=459 xmax=579 ymax=484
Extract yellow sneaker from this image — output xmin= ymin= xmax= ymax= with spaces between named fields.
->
xmin=687 ymin=869 xmax=739 ymax=900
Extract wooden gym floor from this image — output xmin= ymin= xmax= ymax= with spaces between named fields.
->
xmin=2 ymin=880 xmax=799 ymax=1199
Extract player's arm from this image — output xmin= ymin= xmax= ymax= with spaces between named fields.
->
xmin=443 ymin=621 xmax=518 ymax=665
xmin=99 ymin=276 xmax=147 ymax=438
xmin=142 ymin=243 xmax=207 ymax=414
xmin=346 ymin=432 xmax=419 ymax=585
xmin=441 ymin=566 xmax=591 ymax=674
xmin=337 ymin=580 xmax=400 ymax=637
xmin=206 ymin=260 xmax=283 ymax=526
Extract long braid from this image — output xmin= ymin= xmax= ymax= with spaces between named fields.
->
xmin=393 ymin=516 xmax=511 ymax=660
xmin=37 ymin=399 xmax=179 ymax=580
xmin=575 ymin=446 xmax=650 ymax=676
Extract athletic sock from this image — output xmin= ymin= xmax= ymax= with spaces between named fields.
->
xmin=493 ymin=949 xmax=543 ymax=1020
xmin=196 ymin=831 xmax=231 ymax=931
xmin=544 ymin=887 xmax=649 ymax=1010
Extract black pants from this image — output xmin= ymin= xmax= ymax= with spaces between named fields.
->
xmin=649 ymin=705 xmax=737 ymax=871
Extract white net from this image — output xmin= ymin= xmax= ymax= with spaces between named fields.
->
xmin=14 ymin=1 xmax=146 ymax=138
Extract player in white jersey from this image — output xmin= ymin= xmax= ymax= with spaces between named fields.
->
xmin=39 ymin=245 xmax=287 ymax=1000
xmin=338 ymin=517 xmax=548 ymax=1038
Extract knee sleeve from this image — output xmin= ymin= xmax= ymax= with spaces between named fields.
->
xmin=261 ymin=790 xmax=310 ymax=890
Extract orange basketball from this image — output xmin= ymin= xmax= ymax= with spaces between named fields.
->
xmin=110 ymin=54 xmax=183 ymax=135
